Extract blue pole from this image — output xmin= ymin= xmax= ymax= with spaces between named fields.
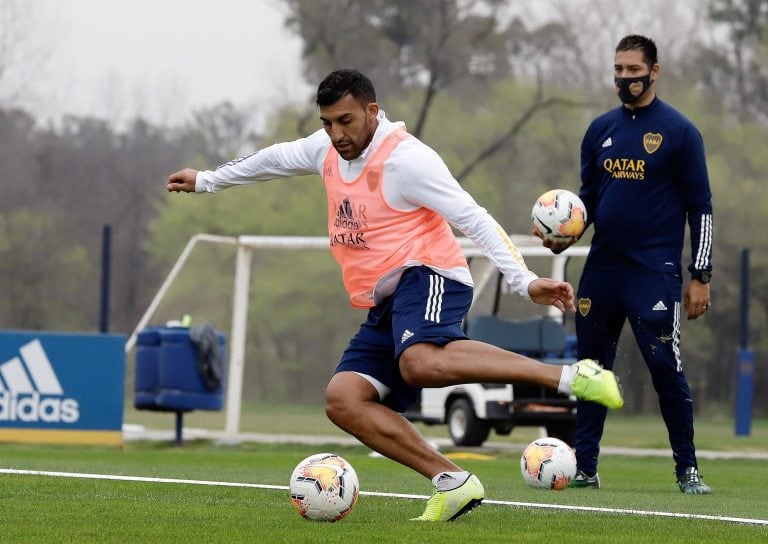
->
xmin=739 ymin=248 xmax=749 ymax=349
xmin=100 ymin=224 xmax=111 ymax=333
xmin=735 ymin=248 xmax=754 ymax=436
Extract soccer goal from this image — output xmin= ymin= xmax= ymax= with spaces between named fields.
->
xmin=126 ymin=234 xmax=588 ymax=437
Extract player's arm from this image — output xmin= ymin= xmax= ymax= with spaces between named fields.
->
xmin=679 ymin=125 xmax=713 ymax=279
xmin=679 ymin=125 xmax=714 ymax=320
xmin=167 ymin=129 xmax=329 ymax=194
xmin=394 ymin=146 xmax=574 ymax=312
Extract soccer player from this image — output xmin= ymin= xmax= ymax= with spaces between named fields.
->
xmin=167 ymin=69 xmax=624 ymax=520
xmin=541 ymin=35 xmax=713 ymax=494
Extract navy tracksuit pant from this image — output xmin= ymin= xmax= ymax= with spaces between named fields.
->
xmin=574 ymin=268 xmax=698 ymax=477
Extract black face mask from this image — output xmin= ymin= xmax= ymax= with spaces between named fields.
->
xmin=614 ymin=74 xmax=653 ymax=104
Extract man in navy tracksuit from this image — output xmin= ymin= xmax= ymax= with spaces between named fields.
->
xmin=542 ymin=35 xmax=713 ymax=494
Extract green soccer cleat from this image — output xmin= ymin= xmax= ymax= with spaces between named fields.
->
xmin=677 ymin=467 xmax=712 ymax=494
xmin=411 ymin=474 xmax=484 ymax=522
xmin=570 ymin=359 xmax=624 ymax=409
xmin=569 ymin=470 xmax=601 ymax=489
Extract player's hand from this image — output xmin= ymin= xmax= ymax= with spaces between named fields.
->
xmin=684 ymin=279 xmax=711 ymax=320
xmin=528 ymin=278 xmax=576 ymax=313
xmin=538 ymin=236 xmax=578 ymax=255
xmin=167 ymin=168 xmax=199 ymax=192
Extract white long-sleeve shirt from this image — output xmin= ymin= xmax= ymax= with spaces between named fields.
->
xmin=196 ymin=110 xmax=537 ymax=302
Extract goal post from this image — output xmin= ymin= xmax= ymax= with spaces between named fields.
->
xmin=126 ymin=234 xmax=588 ymax=437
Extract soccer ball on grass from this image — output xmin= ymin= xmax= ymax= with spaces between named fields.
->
xmin=289 ymin=452 xmax=360 ymax=521
xmin=531 ymin=189 xmax=587 ymax=242
xmin=520 ymin=437 xmax=577 ymax=490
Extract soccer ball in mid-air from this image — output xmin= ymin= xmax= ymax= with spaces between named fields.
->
xmin=520 ymin=437 xmax=577 ymax=490
xmin=531 ymin=189 xmax=587 ymax=242
xmin=289 ymin=453 xmax=360 ymax=521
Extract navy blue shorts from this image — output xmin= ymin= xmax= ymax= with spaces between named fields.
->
xmin=335 ymin=267 xmax=473 ymax=412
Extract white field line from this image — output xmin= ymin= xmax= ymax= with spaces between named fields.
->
xmin=2 ymin=468 xmax=767 ymax=526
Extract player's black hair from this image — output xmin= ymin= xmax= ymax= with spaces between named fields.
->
xmin=316 ymin=69 xmax=377 ymax=107
xmin=616 ymin=35 xmax=658 ymax=68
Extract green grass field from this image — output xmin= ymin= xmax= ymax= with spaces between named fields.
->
xmin=2 ymin=413 xmax=768 ymax=543
xmin=125 ymin=401 xmax=768 ymax=452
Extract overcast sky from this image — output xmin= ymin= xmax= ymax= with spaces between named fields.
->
xmin=6 ymin=0 xmax=704 ymax=128
xmin=11 ymin=0 xmax=310 ymax=126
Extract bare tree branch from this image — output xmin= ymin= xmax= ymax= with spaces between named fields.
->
xmin=412 ymin=1 xmax=452 ymax=137
xmin=455 ymin=76 xmax=592 ymax=183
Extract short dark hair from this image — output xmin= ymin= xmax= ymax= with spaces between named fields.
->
xmin=315 ymin=69 xmax=377 ymax=107
xmin=616 ymin=34 xmax=658 ymax=67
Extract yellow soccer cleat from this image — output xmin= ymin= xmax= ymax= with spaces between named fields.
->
xmin=570 ymin=359 xmax=624 ymax=410
xmin=410 ymin=474 xmax=484 ymax=522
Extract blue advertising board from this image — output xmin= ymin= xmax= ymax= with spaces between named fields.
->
xmin=0 ymin=330 xmax=125 ymax=445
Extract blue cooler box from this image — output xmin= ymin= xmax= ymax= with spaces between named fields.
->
xmin=134 ymin=327 xmax=226 ymax=412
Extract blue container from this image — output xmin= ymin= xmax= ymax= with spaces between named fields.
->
xmin=134 ymin=328 xmax=163 ymax=409
xmin=134 ymin=326 xmax=226 ymax=412
xmin=155 ymin=328 xmax=226 ymax=412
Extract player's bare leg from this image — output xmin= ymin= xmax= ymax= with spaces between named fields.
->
xmin=399 ymin=340 xmax=562 ymax=389
xmin=400 ymin=341 xmax=623 ymax=410
xmin=325 ymin=371 xmax=485 ymax=521
xmin=325 ymin=371 xmax=459 ymax=478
